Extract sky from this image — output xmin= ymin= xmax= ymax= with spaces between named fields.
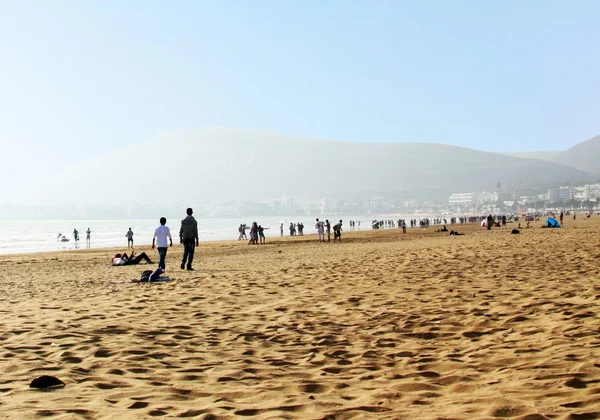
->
xmin=0 ymin=0 xmax=599 ymax=189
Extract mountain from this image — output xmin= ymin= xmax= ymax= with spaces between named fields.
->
xmin=551 ymin=135 xmax=600 ymax=178
xmin=20 ymin=128 xmax=595 ymax=206
xmin=502 ymin=151 xmax=560 ymax=161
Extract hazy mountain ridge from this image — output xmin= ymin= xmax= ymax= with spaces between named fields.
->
xmin=551 ymin=135 xmax=600 ymax=177
xmin=19 ymin=128 xmax=596 ymax=206
xmin=502 ymin=151 xmax=561 ymax=161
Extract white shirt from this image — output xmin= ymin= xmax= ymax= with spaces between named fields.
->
xmin=315 ymin=221 xmax=324 ymax=233
xmin=154 ymin=225 xmax=172 ymax=248
xmin=112 ymin=257 xmax=125 ymax=266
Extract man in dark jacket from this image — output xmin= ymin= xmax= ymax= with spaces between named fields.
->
xmin=179 ymin=208 xmax=199 ymax=270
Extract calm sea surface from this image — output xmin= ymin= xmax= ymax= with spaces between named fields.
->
xmin=0 ymin=217 xmax=395 ymax=255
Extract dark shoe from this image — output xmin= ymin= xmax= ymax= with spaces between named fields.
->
xmin=186 ymin=266 xmax=194 ymax=271
xmin=180 ymin=263 xmax=185 ymax=270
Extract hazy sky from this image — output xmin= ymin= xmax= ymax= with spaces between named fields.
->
xmin=1 ymin=0 xmax=598 ymax=188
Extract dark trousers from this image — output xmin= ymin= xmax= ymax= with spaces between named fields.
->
xmin=157 ymin=247 xmax=167 ymax=269
xmin=182 ymin=239 xmax=196 ymax=268
xmin=125 ymin=252 xmax=152 ymax=265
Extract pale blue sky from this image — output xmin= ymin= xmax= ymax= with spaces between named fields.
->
xmin=0 ymin=0 xmax=598 ymax=186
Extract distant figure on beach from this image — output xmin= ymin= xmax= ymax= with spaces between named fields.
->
xmin=333 ymin=220 xmax=343 ymax=242
xmin=86 ymin=228 xmax=91 ymax=245
xmin=280 ymin=223 xmax=284 ymax=237
xmin=486 ymin=214 xmax=493 ymax=231
xmin=289 ymin=222 xmax=295 ymax=236
xmin=258 ymin=225 xmax=269 ymax=244
xmin=179 ymin=208 xmax=199 ymax=270
xmin=111 ymin=250 xmax=153 ymax=266
xmin=560 ymin=211 xmax=564 ymax=226
xmin=126 ymin=228 xmax=134 ymax=248
xmin=238 ymin=224 xmax=247 ymax=241
xmin=298 ymin=222 xmax=304 ymax=236
xmin=325 ymin=219 xmax=331 ymax=242
xmin=315 ymin=218 xmax=325 ymax=242
xmin=152 ymin=217 xmax=173 ymax=270
xmin=73 ymin=228 xmax=79 ymax=242
xmin=248 ymin=222 xmax=258 ymax=245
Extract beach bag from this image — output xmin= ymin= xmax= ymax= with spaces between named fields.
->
xmin=140 ymin=270 xmax=153 ymax=282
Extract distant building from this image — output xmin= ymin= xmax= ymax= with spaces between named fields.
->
xmin=548 ymin=187 xmax=573 ymax=202
xmin=448 ymin=193 xmax=479 ymax=207
xmin=574 ymin=183 xmax=600 ymax=201
xmin=480 ymin=191 xmax=499 ymax=203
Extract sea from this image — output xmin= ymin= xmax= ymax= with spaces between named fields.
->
xmin=0 ymin=217 xmax=395 ymax=255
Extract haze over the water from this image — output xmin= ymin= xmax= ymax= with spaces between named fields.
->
xmin=1 ymin=0 xmax=599 ymax=206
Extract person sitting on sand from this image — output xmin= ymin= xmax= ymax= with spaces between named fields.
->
xmin=112 ymin=250 xmax=153 ymax=266
xmin=436 ymin=225 xmax=448 ymax=232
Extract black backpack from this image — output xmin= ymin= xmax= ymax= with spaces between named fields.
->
xmin=140 ymin=270 xmax=153 ymax=282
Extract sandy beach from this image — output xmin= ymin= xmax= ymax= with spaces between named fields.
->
xmin=1 ymin=216 xmax=599 ymax=419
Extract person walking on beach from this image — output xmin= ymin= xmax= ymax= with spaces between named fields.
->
xmin=179 ymin=208 xmax=199 ymax=270
xmin=248 ymin=222 xmax=258 ymax=245
xmin=325 ymin=219 xmax=331 ymax=242
xmin=86 ymin=228 xmax=91 ymax=245
xmin=559 ymin=211 xmax=564 ymax=227
xmin=280 ymin=223 xmax=284 ymax=236
xmin=73 ymin=228 xmax=79 ymax=243
xmin=152 ymin=217 xmax=173 ymax=270
xmin=315 ymin=218 xmax=325 ymax=242
xmin=126 ymin=228 xmax=134 ymax=248
xmin=333 ymin=220 xmax=343 ymax=242
xmin=258 ymin=225 xmax=269 ymax=244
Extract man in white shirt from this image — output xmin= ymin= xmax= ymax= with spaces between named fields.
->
xmin=152 ymin=217 xmax=173 ymax=270
xmin=315 ymin=218 xmax=325 ymax=242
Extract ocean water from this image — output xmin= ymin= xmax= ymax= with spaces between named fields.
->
xmin=0 ymin=217 xmax=387 ymax=255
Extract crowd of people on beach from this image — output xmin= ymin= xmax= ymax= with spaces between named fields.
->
xmin=90 ymin=207 xmax=597 ymax=282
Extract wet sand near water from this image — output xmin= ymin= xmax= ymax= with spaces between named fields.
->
xmin=1 ymin=217 xmax=599 ymax=419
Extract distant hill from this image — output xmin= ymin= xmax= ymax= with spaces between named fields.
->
xmin=21 ymin=128 xmax=595 ymax=206
xmin=551 ymin=135 xmax=600 ymax=178
xmin=502 ymin=151 xmax=560 ymax=161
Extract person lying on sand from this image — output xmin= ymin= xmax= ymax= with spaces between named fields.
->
xmin=112 ymin=250 xmax=153 ymax=266
xmin=435 ymin=225 xmax=448 ymax=232
xmin=449 ymin=230 xmax=463 ymax=236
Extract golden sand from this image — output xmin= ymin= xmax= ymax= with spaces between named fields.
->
xmin=1 ymin=217 xmax=599 ymax=419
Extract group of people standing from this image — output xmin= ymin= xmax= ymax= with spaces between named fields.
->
xmin=315 ymin=218 xmax=343 ymax=242
xmin=65 ymin=228 xmax=92 ymax=245
xmin=282 ymin=222 xmax=305 ymax=236
xmin=238 ymin=223 xmax=270 ymax=244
